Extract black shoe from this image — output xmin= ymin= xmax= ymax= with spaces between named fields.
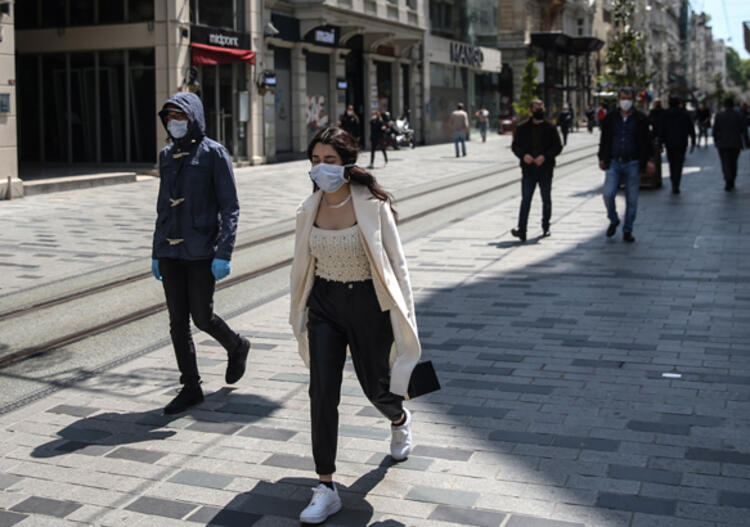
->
xmin=542 ymin=229 xmax=551 ymax=237
xmin=606 ymin=220 xmax=620 ymax=237
xmin=164 ymin=384 xmax=204 ymax=415
xmin=226 ymin=337 xmax=251 ymax=384
xmin=456 ymin=154 xmax=460 ymax=158
xmin=672 ymin=188 xmax=680 ymax=194
xmin=510 ymin=228 xmax=526 ymax=242
xmin=623 ymin=232 xmax=635 ymax=243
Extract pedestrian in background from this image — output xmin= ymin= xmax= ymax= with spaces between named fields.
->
xmin=152 ymin=92 xmax=250 ymax=415
xmin=695 ymin=101 xmax=712 ymax=148
xmin=338 ymin=104 xmax=360 ymax=145
xmin=660 ymin=96 xmax=696 ymax=194
xmin=510 ymin=99 xmax=563 ymax=242
xmin=367 ymin=110 xmax=388 ymax=169
xmin=475 ymin=105 xmax=490 ymax=142
xmin=556 ymin=104 xmax=573 ymax=146
xmin=598 ymin=87 xmax=655 ymax=243
xmin=585 ymin=106 xmax=596 ymax=133
xmin=713 ymin=96 xmax=749 ymax=191
xmin=290 ymin=127 xmax=419 ymax=524
xmin=648 ymin=99 xmax=664 ymax=144
xmin=450 ymin=102 xmax=470 ymax=157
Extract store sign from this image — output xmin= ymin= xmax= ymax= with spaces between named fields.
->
xmin=305 ymin=25 xmax=339 ymax=47
xmin=191 ymin=25 xmax=250 ymax=49
xmin=209 ymin=33 xmax=240 ymax=47
xmin=450 ymin=41 xmax=484 ymax=68
xmin=337 ymin=78 xmax=348 ymax=90
xmin=315 ymin=29 xmax=336 ymax=45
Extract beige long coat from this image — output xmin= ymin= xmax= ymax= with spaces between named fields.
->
xmin=289 ymin=184 xmax=421 ymax=396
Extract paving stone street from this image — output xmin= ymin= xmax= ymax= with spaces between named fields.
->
xmin=0 ymin=140 xmax=749 ymax=526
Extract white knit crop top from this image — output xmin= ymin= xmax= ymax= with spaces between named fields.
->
xmin=309 ymin=224 xmax=372 ymax=282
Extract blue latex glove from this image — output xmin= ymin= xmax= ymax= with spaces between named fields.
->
xmin=151 ymin=259 xmax=162 ymax=281
xmin=211 ymin=258 xmax=231 ymax=281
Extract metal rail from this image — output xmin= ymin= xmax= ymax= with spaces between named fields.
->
xmin=0 ymin=146 xmax=598 ymax=368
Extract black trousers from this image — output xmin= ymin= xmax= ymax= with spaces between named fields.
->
xmin=307 ymin=277 xmax=403 ymax=475
xmin=666 ymin=146 xmax=687 ymax=191
xmin=718 ymin=148 xmax=740 ymax=184
xmin=370 ymin=139 xmax=388 ymax=165
xmin=159 ymin=258 xmax=242 ymax=386
xmin=517 ymin=166 xmax=553 ymax=233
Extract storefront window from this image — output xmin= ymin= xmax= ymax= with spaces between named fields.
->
xmin=41 ymin=0 xmax=67 ymax=28
xmin=17 ymin=56 xmax=41 ymax=162
xmin=70 ymin=0 xmax=95 ymax=26
xmin=100 ymin=51 xmax=126 ymax=162
xmin=429 ymin=63 xmax=468 ymax=142
xmin=375 ymin=61 xmax=392 ymax=116
xmin=197 ymin=0 xmax=235 ymax=29
xmin=128 ymin=49 xmax=156 ymax=163
xmin=129 ymin=0 xmax=155 ymax=23
xmin=16 ymin=0 xmax=41 ymax=29
xmin=430 ymin=0 xmax=497 ymax=47
xmin=71 ymin=52 xmax=97 ymax=162
xmin=18 ymin=48 xmax=155 ymax=165
xmin=306 ymin=53 xmax=330 ymax=144
xmin=42 ymin=54 xmax=69 ymax=162
xmin=98 ymin=0 xmax=125 ymax=23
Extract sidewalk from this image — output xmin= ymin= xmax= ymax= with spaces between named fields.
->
xmin=0 ymin=143 xmax=747 ymax=526
xmin=0 ymin=132 xmax=598 ymax=297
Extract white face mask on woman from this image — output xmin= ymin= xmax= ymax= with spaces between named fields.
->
xmin=619 ymin=99 xmax=633 ymax=112
xmin=309 ymin=163 xmax=353 ymax=193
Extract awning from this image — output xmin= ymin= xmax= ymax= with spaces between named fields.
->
xmin=191 ymin=43 xmax=256 ymax=66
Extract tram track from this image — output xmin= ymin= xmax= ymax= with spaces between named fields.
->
xmin=0 ymin=144 xmax=598 ymax=369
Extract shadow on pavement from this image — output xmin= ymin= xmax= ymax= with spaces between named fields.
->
xmin=205 ymin=458 xmax=400 ymax=527
xmin=31 ymin=389 xmax=280 ymax=459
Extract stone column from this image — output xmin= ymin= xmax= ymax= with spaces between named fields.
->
xmin=330 ymin=52 xmax=346 ymax=129
xmin=291 ymin=45 xmax=308 ymax=153
xmin=0 ymin=3 xmax=21 ymax=198
xmin=247 ymin=0 xmax=265 ymax=164
xmin=392 ymin=61 xmax=403 ymax=118
xmin=154 ymin=0 xmax=191 ymax=164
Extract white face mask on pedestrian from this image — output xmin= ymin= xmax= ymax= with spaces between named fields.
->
xmin=167 ymin=120 xmax=189 ymax=139
xmin=619 ymin=99 xmax=633 ymax=112
xmin=309 ymin=163 xmax=354 ymax=193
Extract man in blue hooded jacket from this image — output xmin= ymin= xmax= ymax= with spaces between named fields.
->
xmin=152 ymin=92 xmax=250 ymax=415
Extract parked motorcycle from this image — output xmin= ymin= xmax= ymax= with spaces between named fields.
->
xmin=392 ymin=115 xmax=416 ymax=149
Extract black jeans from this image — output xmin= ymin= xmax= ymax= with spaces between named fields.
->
xmin=307 ymin=277 xmax=403 ymax=475
xmin=666 ymin=146 xmax=686 ymax=191
xmin=517 ymin=166 xmax=553 ymax=233
xmin=370 ymin=139 xmax=388 ymax=165
xmin=718 ymin=148 xmax=740 ymax=184
xmin=159 ymin=258 xmax=242 ymax=386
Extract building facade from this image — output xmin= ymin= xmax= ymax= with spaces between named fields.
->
xmin=425 ymin=0 xmax=502 ymax=142
xmin=14 ymin=0 xmax=265 ymax=171
xmin=261 ymin=0 xmax=427 ymax=161
xmin=0 ymin=1 xmax=20 ymax=198
xmin=498 ymin=0 xmax=601 ymax=120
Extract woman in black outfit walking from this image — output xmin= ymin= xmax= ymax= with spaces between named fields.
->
xmin=367 ymin=110 xmax=388 ymax=169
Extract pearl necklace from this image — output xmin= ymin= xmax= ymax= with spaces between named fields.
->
xmin=323 ymin=194 xmax=352 ymax=209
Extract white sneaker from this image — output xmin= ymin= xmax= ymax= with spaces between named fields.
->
xmin=390 ymin=407 xmax=413 ymax=461
xmin=299 ymin=483 xmax=342 ymax=524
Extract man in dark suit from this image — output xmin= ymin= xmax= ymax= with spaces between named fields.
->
xmin=659 ymin=96 xmax=696 ymax=194
xmin=713 ymin=97 xmax=749 ymax=191
xmin=510 ymin=99 xmax=563 ymax=241
xmin=598 ymin=87 xmax=655 ymax=243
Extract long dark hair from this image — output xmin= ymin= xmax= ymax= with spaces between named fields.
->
xmin=307 ymin=127 xmax=397 ymax=221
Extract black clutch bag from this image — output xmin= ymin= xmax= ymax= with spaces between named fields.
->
xmin=406 ymin=361 xmax=441 ymax=400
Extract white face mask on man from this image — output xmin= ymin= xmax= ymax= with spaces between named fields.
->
xmin=619 ymin=99 xmax=633 ymax=112
xmin=167 ymin=120 xmax=189 ymax=139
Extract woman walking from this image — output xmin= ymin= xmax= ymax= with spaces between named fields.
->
xmin=367 ymin=110 xmax=388 ymax=168
xmin=290 ymin=127 xmax=420 ymax=524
